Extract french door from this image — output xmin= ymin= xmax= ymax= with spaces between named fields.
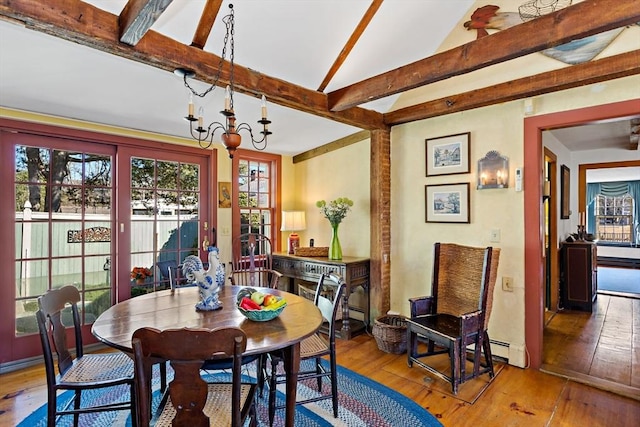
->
xmin=1 ymin=129 xmax=213 ymax=363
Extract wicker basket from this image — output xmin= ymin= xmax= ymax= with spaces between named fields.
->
xmin=373 ymin=315 xmax=408 ymax=354
xmin=294 ymin=247 xmax=329 ymax=257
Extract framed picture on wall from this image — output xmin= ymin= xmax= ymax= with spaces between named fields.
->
xmin=560 ymin=165 xmax=570 ymax=219
xmin=425 ymin=183 xmax=470 ymax=223
xmin=218 ymin=181 xmax=232 ymax=208
xmin=425 ymin=132 xmax=470 ymax=177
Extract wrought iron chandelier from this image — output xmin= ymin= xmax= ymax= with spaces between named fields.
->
xmin=175 ymin=4 xmax=271 ymax=159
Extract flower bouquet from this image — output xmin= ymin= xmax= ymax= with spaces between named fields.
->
xmin=316 ymin=197 xmax=353 ymax=259
xmin=131 ymin=266 xmax=153 ymax=283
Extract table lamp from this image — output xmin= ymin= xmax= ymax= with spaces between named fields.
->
xmin=281 ymin=211 xmax=306 ymax=254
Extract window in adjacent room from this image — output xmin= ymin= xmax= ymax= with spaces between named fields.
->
xmin=594 ymin=193 xmax=633 ymax=243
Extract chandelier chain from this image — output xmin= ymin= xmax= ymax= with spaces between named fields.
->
xmin=182 ymin=6 xmax=234 ymax=100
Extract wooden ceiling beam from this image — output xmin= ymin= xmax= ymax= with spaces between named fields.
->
xmin=119 ymin=0 xmax=174 ymax=46
xmin=328 ymin=0 xmax=640 ymax=111
xmin=384 ymin=50 xmax=640 ymax=126
xmin=191 ymin=0 xmax=223 ymax=49
xmin=317 ymin=0 xmax=383 ymax=92
xmin=0 ymin=0 xmax=384 ymax=131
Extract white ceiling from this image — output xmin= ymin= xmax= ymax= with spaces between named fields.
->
xmin=0 ymin=0 xmax=637 ymax=156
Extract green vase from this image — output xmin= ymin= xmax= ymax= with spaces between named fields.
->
xmin=329 ymin=222 xmax=342 ymax=260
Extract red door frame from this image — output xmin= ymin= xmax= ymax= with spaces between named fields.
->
xmin=523 ymin=98 xmax=640 ymax=369
xmin=0 ymin=118 xmax=217 ymax=364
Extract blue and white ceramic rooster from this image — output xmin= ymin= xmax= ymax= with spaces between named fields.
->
xmin=182 ymin=246 xmax=225 ymax=311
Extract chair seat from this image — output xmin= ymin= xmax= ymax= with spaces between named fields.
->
xmin=300 ymin=333 xmax=330 ymax=358
xmin=201 ymin=354 xmax=259 ymax=371
xmin=407 ymin=314 xmax=462 ymax=342
xmin=154 ymin=382 xmax=256 ymax=426
xmin=59 ymin=352 xmax=134 ymax=385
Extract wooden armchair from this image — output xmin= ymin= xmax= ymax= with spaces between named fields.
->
xmin=228 ymin=233 xmax=282 ymax=289
xmin=406 ymin=243 xmax=500 ymax=394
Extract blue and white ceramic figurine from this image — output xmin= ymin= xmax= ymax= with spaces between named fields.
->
xmin=182 ymin=247 xmax=225 ymax=311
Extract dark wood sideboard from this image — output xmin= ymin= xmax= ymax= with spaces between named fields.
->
xmin=272 ymin=252 xmax=370 ymax=340
xmin=560 ymin=241 xmax=598 ymax=312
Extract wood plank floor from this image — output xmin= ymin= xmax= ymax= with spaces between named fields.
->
xmin=543 ymin=293 xmax=640 ymax=398
xmin=1 ymin=333 xmax=639 ymax=426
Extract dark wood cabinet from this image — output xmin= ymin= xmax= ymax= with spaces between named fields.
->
xmin=272 ymin=253 xmax=370 ymax=340
xmin=560 ymin=241 xmax=597 ymax=312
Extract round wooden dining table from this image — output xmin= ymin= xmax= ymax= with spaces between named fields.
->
xmin=92 ymin=285 xmax=323 ymax=427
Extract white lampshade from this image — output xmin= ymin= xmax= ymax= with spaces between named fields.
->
xmin=281 ymin=211 xmax=306 ymax=231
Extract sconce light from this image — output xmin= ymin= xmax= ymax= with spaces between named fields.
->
xmin=281 ymin=211 xmax=306 ymax=254
xmin=477 ymin=150 xmax=509 ymax=189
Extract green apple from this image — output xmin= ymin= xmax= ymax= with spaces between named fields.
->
xmin=251 ymin=291 xmax=265 ymax=305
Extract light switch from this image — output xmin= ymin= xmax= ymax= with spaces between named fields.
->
xmin=490 ymin=229 xmax=501 ymax=242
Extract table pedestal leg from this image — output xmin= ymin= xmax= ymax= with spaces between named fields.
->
xmin=283 ymin=342 xmax=300 ymax=427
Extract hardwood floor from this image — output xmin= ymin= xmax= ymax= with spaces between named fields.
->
xmin=543 ymin=293 xmax=640 ymax=400
xmin=1 ymin=333 xmax=639 ymax=426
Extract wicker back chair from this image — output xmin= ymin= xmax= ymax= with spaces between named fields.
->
xmin=36 ymin=285 xmax=136 ymax=426
xmin=228 ymin=233 xmax=282 ymax=289
xmin=132 ymin=326 xmax=257 ymax=427
xmin=406 ymin=243 xmax=500 ymax=394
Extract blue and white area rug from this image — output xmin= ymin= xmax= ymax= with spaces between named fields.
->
xmin=18 ymin=360 xmax=442 ymax=427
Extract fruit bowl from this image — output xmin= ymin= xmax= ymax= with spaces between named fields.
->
xmin=236 ymin=288 xmax=287 ymax=321
xmin=237 ymin=302 xmax=286 ymax=321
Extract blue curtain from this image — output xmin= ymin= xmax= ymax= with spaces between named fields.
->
xmin=586 ymin=183 xmax=601 ymax=235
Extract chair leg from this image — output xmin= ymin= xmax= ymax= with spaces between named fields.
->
xmin=451 ymin=340 xmax=461 ymax=395
xmin=483 ymin=331 xmax=495 ymax=378
xmin=315 ymin=357 xmax=322 ymax=391
xmin=46 ymin=389 xmax=56 ymax=427
xmin=73 ymin=390 xmax=81 ymax=427
xmin=268 ymin=357 xmax=279 ymax=427
xmin=159 ymin=361 xmax=167 ymax=393
xmin=257 ymin=354 xmax=266 ymax=398
xmin=330 ymin=355 xmax=339 ymax=418
xmin=407 ymin=328 xmax=416 ymax=367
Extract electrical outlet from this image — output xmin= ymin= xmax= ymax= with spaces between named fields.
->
xmin=490 ymin=229 xmax=501 ymax=242
xmin=221 ymin=226 xmax=230 ymax=236
xmin=502 ymin=277 xmax=514 ymax=292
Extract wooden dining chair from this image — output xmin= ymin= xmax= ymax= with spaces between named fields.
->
xmin=406 ymin=243 xmax=500 ymax=394
xmin=228 ymin=233 xmax=282 ymax=289
xmin=36 ymin=285 xmax=135 ymax=426
xmin=132 ymin=326 xmax=257 ymax=427
xmin=259 ymin=272 xmax=345 ymax=426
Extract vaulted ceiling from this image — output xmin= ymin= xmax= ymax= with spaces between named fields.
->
xmin=0 ymin=0 xmax=638 ymax=156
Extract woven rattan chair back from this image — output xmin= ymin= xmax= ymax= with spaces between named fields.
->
xmin=433 ymin=243 xmax=500 ymax=327
xmin=132 ymin=326 xmax=257 ymax=427
xmin=229 ymin=233 xmax=282 ymax=288
xmin=37 ymin=285 xmax=135 ymax=426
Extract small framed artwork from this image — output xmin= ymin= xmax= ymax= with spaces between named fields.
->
xmin=425 ymin=183 xmax=470 ymax=223
xmin=560 ymin=165 xmax=570 ymax=219
xmin=425 ymin=132 xmax=470 ymax=177
xmin=218 ymin=181 xmax=232 ymax=208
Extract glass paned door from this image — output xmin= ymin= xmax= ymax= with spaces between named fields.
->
xmin=129 ymin=156 xmax=203 ymax=296
xmin=14 ymin=143 xmax=114 ymax=337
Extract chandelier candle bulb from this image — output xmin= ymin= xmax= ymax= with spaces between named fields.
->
xmin=224 ymin=86 xmax=231 ymax=111
xmin=188 ymin=94 xmax=194 ymax=117
xmin=261 ymin=95 xmax=267 ymax=119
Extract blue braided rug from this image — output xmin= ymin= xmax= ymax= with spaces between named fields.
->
xmin=18 ymin=359 xmax=442 ymax=426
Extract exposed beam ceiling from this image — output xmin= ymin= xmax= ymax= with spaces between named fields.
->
xmin=1 ymin=0 xmax=638 ymax=135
